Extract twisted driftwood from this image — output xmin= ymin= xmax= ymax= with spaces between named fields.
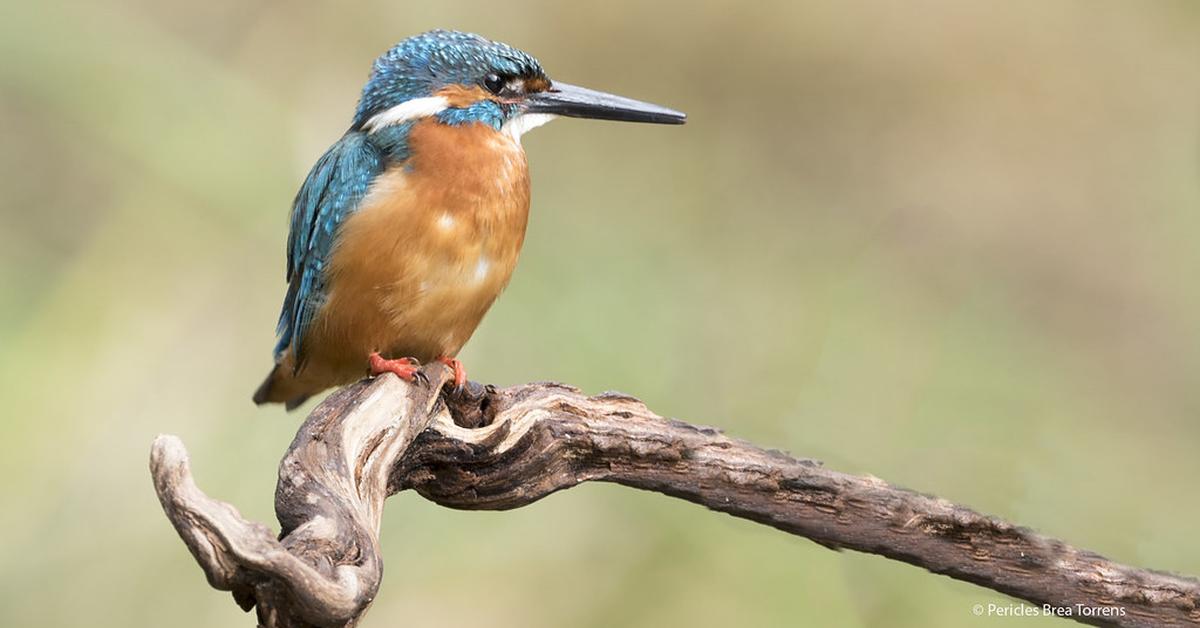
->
xmin=150 ymin=364 xmax=1200 ymax=627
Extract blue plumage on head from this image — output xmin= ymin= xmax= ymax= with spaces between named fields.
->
xmin=353 ymin=30 xmax=545 ymax=130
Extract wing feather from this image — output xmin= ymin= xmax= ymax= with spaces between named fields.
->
xmin=275 ymin=132 xmax=386 ymax=368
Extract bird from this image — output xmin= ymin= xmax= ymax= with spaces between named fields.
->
xmin=253 ymin=30 xmax=686 ymax=409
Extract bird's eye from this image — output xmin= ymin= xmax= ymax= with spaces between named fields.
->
xmin=483 ymin=73 xmax=506 ymax=95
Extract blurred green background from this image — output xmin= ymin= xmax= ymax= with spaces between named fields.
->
xmin=3 ymin=1 xmax=1199 ymax=626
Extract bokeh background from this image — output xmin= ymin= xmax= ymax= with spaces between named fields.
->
xmin=3 ymin=1 xmax=1199 ymax=626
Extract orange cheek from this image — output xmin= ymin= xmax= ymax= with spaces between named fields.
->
xmin=436 ymin=84 xmax=494 ymax=108
xmin=523 ymin=76 xmax=551 ymax=92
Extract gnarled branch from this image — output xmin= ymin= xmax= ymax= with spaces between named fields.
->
xmin=150 ymin=365 xmax=1200 ymax=627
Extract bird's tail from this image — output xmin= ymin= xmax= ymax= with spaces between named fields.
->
xmin=252 ymin=362 xmax=313 ymax=411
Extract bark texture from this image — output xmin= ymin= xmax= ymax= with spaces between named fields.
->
xmin=150 ymin=365 xmax=1200 ymax=627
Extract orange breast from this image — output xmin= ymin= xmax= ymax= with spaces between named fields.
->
xmin=305 ymin=120 xmax=531 ymax=378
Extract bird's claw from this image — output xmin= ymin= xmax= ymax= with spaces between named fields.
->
xmin=436 ymin=356 xmax=467 ymax=389
xmin=368 ymin=353 xmax=463 ymax=390
xmin=368 ymin=352 xmax=422 ymax=383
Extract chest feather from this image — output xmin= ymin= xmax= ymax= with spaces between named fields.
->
xmin=326 ymin=121 xmax=531 ymax=337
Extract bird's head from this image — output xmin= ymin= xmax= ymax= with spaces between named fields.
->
xmin=351 ymin=30 xmax=685 ymax=140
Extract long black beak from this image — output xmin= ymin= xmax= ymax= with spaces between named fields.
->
xmin=525 ymin=81 xmax=686 ymax=124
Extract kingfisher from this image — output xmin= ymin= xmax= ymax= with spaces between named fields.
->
xmin=253 ymin=30 xmax=686 ymax=409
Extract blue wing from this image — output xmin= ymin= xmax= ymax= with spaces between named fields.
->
xmin=275 ymin=131 xmax=385 ymax=368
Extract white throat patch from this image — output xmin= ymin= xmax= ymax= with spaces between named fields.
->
xmin=501 ymin=113 xmax=557 ymax=144
xmin=362 ymin=96 xmax=450 ymax=133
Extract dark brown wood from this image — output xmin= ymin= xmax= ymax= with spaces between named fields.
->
xmin=150 ymin=365 xmax=1200 ymax=628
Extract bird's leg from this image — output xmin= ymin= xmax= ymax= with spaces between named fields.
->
xmin=368 ymin=352 xmax=422 ymax=383
xmin=436 ymin=356 xmax=467 ymax=388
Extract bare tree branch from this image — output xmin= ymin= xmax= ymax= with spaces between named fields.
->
xmin=150 ymin=365 xmax=1200 ymax=627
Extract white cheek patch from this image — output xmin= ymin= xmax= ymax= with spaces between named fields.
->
xmin=501 ymin=113 xmax=557 ymax=143
xmin=363 ymin=96 xmax=450 ymax=132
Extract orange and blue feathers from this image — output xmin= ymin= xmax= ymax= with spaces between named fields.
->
xmin=275 ymin=132 xmax=383 ymax=370
xmin=255 ymin=29 xmax=686 ymax=408
xmin=254 ymin=31 xmax=543 ymax=408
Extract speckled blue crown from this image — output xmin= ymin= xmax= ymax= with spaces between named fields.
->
xmin=353 ymin=30 xmax=545 ymax=128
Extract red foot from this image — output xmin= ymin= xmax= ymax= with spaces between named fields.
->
xmin=437 ymin=356 xmax=467 ymax=388
xmin=369 ymin=352 xmax=420 ymax=382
